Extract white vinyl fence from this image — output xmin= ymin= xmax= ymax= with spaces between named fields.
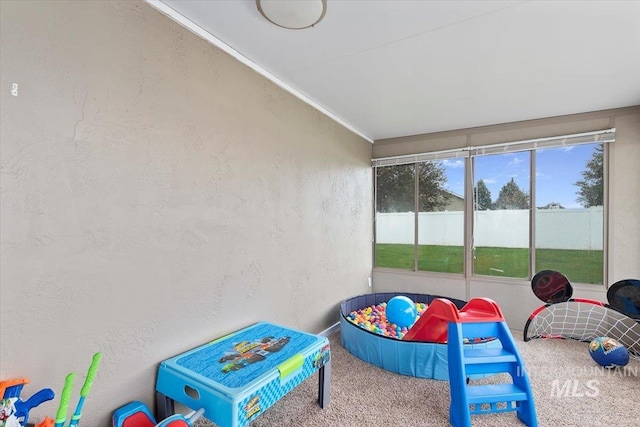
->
xmin=376 ymin=207 xmax=603 ymax=250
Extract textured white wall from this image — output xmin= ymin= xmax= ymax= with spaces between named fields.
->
xmin=0 ymin=1 xmax=372 ymax=425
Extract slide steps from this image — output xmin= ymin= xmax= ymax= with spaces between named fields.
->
xmin=443 ymin=298 xmax=537 ymax=427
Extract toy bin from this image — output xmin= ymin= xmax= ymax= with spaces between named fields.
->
xmin=156 ymin=322 xmax=330 ymax=427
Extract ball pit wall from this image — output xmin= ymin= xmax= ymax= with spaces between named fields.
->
xmin=340 ymin=292 xmax=502 ymax=380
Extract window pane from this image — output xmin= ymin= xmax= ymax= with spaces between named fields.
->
xmin=375 ymin=164 xmax=415 ymax=269
xmin=535 ymin=143 xmax=603 ymax=284
xmin=417 ymin=159 xmax=464 ymax=273
xmin=473 ymin=153 xmax=530 ymax=278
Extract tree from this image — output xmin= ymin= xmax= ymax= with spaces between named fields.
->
xmin=376 ymin=164 xmax=414 ymax=212
xmin=416 ymin=162 xmax=450 ymax=212
xmin=376 ymin=162 xmax=450 ymax=212
xmin=575 ymin=144 xmax=604 ymax=207
xmin=539 ymin=202 xmax=565 ymax=209
xmin=494 ymin=178 xmax=529 ymax=209
xmin=474 ymin=179 xmax=492 ymax=210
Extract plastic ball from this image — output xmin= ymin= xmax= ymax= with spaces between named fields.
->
xmin=588 ymin=337 xmax=629 ymax=368
xmin=385 ymin=296 xmax=417 ymax=328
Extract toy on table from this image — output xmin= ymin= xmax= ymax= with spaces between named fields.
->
xmin=0 ymin=378 xmax=55 ymax=427
xmin=54 ymin=352 xmax=102 ymax=427
xmin=218 ymin=335 xmax=291 ymax=373
xmin=112 ymin=401 xmax=204 ymax=427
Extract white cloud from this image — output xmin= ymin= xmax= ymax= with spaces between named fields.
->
xmin=508 ymin=157 xmax=524 ymax=166
xmin=482 ymin=178 xmax=497 ymax=184
xmin=442 ymin=159 xmax=464 ymax=168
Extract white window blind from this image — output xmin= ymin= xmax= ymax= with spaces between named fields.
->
xmin=372 ymin=128 xmax=615 ymax=167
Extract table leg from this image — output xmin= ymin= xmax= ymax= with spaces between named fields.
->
xmin=155 ymin=391 xmax=175 ymax=420
xmin=318 ymin=359 xmax=331 ymax=408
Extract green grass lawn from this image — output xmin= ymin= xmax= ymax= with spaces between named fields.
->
xmin=375 ymin=244 xmax=603 ymax=284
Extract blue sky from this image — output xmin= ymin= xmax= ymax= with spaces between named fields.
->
xmin=441 ymin=143 xmax=599 ymax=209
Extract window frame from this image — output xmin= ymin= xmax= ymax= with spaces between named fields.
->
xmin=373 ymin=129 xmax=613 ymax=285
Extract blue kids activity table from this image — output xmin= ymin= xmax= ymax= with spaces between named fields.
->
xmin=156 ymin=322 xmax=331 ymax=427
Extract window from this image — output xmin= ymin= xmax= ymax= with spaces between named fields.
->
xmin=375 ymin=163 xmax=415 ymax=270
xmin=373 ymin=130 xmax=612 ymax=284
xmin=534 ymin=143 xmax=604 ymax=284
xmin=375 ymin=156 xmax=466 ymax=273
xmin=473 ymin=152 xmax=531 ymax=279
xmin=417 ymin=160 xmax=464 ymax=273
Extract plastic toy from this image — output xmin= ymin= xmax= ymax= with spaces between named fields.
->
xmin=35 ymin=418 xmax=55 ymax=427
xmin=402 ymin=297 xmax=503 ymax=342
xmin=446 ymin=299 xmax=537 ymax=427
xmin=54 ymin=352 xmax=102 ymax=427
xmin=155 ymin=322 xmax=330 ymax=427
xmin=607 ymin=279 xmax=640 ymax=318
xmin=345 ymin=300 xmax=428 ymax=339
xmin=340 ymin=293 xmax=502 ymax=380
xmin=589 ymin=337 xmax=630 ymax=368
xmin=218 ymin=335 xmax=291 ymax=373
xmin=385 ymin=296 xmax=417 ymax=328
xmin=68 ymin=353 xmax=101 ymax=427
xmin=524 ymin=271 xmax=640 ymax=359
xmin=112 ymin=401 xmax=204 ymax=427
xmin=341 ymin=293 xmax=537 ymax=426
xmin=0 ymin=378 xmax=54 ymax=427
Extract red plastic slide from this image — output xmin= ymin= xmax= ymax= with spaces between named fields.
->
xmin=402 ymin=298 xmax=504 ymax=343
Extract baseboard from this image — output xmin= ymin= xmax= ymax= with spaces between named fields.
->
xmin=319 ymin=322 xmax=340 ymax=337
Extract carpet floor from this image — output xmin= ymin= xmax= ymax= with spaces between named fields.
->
xmin=196 ymin=329 xmax=639 ymax=427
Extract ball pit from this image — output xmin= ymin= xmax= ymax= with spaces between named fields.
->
xmin=346 ymin=300 xmax=426 ymax=339
xmin=340 ymin=292 xmax=501 ymax=380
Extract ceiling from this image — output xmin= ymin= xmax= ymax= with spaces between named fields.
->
xmin=149 ymin=0 xmax=640 ymax=142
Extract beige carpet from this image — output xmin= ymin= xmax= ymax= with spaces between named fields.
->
xmin=196 ymin=330 xmax=639 ymax=427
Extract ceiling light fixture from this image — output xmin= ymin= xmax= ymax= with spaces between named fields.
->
xmin=256 ymin=0 xmax=327 ymax=30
